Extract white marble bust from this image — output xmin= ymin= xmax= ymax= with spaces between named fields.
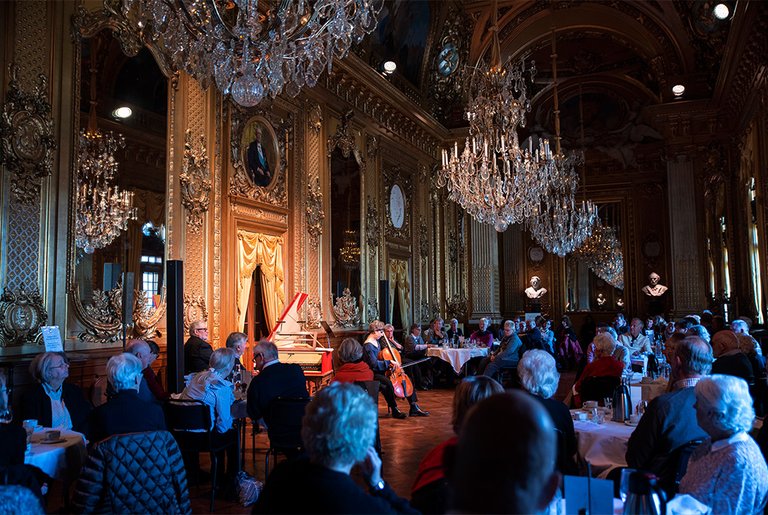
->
xmin=524 ymin=276 xmax=547 ymax=299
xmin=596 ymin=293 xmax=606 ymax=306
xmin=642 ymin=272 xmax=668 ymax=297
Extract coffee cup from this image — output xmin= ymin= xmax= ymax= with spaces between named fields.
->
xmin=44 ymin=430 xmax=61 ymax=441
xmin=629 ymin=414 xmax=641 ymax=424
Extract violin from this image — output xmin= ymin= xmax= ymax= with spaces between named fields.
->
xmin=378 ymin=333 xmax=414 ymax=399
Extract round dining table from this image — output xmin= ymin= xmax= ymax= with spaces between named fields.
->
xmin=573 ymin=416 xmax=637 ymax=477
xmin=426 ymin=346 xmax=489 ymax=375
xmin=25 ymin=428 xmax=87 ymax=482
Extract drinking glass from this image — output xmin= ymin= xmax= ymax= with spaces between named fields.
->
xmin=619 ymin=468 xmax=637 ymax=503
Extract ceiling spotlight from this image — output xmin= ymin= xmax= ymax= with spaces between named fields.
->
xmin=112 ymin=106 xmax=133 ymax=119
xmin=672 ymin=84 xmax=685 ymax=97
xmin=713 ymin=3 xmax=730 ymax=20
xmin=382 ymin=60 xmax=397 ymax=75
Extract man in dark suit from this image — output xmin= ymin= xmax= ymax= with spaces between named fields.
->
xmin=89 ymin=353 xmax=166 ymax=443
xmin=184 ymin=320 xmax=213 ymax=374
xmin=626 ymin=336 xmax=712 ymax=495
xmin=246 ymin=340 xmax=308 ymax=426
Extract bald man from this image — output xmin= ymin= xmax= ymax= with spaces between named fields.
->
xmin=450 ymin=391 xmax=560 ymax=513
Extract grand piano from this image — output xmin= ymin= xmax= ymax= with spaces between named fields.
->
xmin=268 ymin=292 xmax=334 ymax=394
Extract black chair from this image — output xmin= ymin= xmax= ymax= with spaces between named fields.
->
xmin=579 ymin=375 xmax=620 ymax=404
xmin=164 ymin=399 xmax=232 ymax=512
xmin=264 ymin=397 xmax=310 ymax=477
xmin=355 ymin=380 xmax=382 ymax=455
xmin=498 ymin=366 xmax=520 ymax=389
xmin=668 ymin=439 xmax=704 ymax=496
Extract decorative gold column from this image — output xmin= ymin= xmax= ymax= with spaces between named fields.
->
xmin=468 ymin=218 xmax=501 ymax=322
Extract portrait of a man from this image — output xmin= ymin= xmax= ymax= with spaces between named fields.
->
xmin=247 ymin=126 xmax=271 ymax=186
xmin=241 ymin=119 xmax=277 ymax=188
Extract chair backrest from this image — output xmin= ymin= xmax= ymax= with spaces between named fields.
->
xmin=91 ymin=376 xmax=109 ymax=407
xmin=164 ymin=399 xmax=212 ymax=432
xmin=673 ymin=439 xmax=704 ymax=486
xmin=580 ymin=375 xmax=620 ymax=403
xmin=354 ymin=381 xmax=380 ymax=405
xmin=267 ymin=397 xmax=310 ymax=449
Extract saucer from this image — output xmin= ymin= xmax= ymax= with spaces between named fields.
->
xmin=624 ymin=419 xmax=639 ymax=427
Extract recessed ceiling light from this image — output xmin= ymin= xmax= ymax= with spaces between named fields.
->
xmin=382 ymin=60 xmax=397 ymax=74
xmin=112 ymin=106 xmax=132 ymax=119
xmin=672 ymin=84 xmax=685 ymax=97
xmin=713 ymin=3 xmax=730 ymax=20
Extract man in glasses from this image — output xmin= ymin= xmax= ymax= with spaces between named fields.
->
xmin=184 ymin=320 xmax=213 ymax=374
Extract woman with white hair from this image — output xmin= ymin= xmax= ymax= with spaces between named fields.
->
xmin=572 ymin=333 xmax=623 ymax=407
xmin=254 ymin=382 xmax=416 ymax=513
xmin=685 ymin=324 xmax=711 ymax=344
xmin=679 ymin=375 xmax=768 ymax=513
xmin=21 ymin=352 xmax=92 ymax=435
xmin=518 ymin=349 xmax=577 ymax=475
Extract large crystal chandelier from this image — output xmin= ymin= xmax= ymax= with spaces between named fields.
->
xmin=113 ymin=0 xmax=381 ymax=107
xmin=76 ymin=47 xmax=136 ymax=254
xmin=574 ymin=222 xmax=624 ymax=289
xmin=437 ymin=1 xmax=546 ymax=232
xmin=527 ymin=30 xmax=596 ymax=256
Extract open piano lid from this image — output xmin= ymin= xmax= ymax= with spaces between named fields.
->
xmin=268 ymin=292 xmax=332 ymax=350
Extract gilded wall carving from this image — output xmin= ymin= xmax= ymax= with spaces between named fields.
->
xmin=327 ymin=110 xmax=357 ymax=159
xmin=212 ymin=105 xmax=223 ymax=345
xmin=132 ymin=288 xmax=166 ymax=340
xmin=305 ymin=101 xmax=322 ymax=305
xmin=179 ymin=130 xmax=211 ymax=233
xmin=306 ymin=177 xmax=324 ymax=247
xmin=0 ymin=287 xmax=47 ymax=347
xmin=333 ymin=288 xmax=360 ymax=328
xmin=183 ymin=294 xmax=207 ymax=333
xmin=365 ymin=199 xmax=380 ymax=250
xmin=73 ymin=282 xmax=123 ymax=344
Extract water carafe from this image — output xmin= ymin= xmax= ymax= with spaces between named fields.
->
xmin=623 ymin=472 xmax=666 ymax=515
xmin=612 ymin=374 xmax=632 ymax=422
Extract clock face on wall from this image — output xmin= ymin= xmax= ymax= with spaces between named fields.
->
xmin=389 ymin=184 xmax=405 ymax=229
xmin=437 ymin=41 xmax=459 ymax=77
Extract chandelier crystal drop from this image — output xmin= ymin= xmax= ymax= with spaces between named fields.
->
xmin=75 ymin=128 xmax=136 ymax=254
xmin=114 ymin=0 xmax=381 ymax=107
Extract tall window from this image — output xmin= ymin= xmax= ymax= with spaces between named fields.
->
xmin=749 ymin=178 xmax=763 ymax=322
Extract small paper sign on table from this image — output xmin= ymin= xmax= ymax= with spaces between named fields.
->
xmin=41 ymin=326 xmax=63 ymax=352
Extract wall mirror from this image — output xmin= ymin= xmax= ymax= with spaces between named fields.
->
xmin=329 ymin=147 xmax=362 ymax=310
xmin=72 ymin=27 xmax=168 ymax=343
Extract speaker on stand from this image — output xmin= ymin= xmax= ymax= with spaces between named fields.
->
xmin=379 ymin=280 xmax=390 ymax=324
xmin=166 ymin=260 xmax=185 ymax=394
xmin=121 ymin=272 xmax=135 ymax=351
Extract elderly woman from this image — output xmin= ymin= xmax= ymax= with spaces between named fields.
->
xmin=573 ymin=333 xmax=623 ymax=407
xmin=686 ymin=324 xmax=711 ymax=344
xmin=424 ymin=318 xmax=446 ymax=346
xmin=179 ymin=347 xmax=240 ymax=492
xmin=679 ymin=375 xmax=768 ymax=513
xmin=411 ymin=376 xmax=504 ymax=514
xmin=478 ymin=320 xmax=522 ymax=380
xmin=0 ymin=370 xmax=26 ymax=467
xmin=518 ymin=349 xmax=577 ymax=475
xmin=255 ymin=382 xmax=416 ymax=514
xmin=469 ymin=318 xmax=494 ymax=348
xmin=333 ymin=338 xmax=374 ymax=384
xmin=21 ymin=352 xmax=92 ymax=435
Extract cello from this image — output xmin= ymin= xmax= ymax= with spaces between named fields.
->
xmin=378 ymin=332 xmax=414 ymax=399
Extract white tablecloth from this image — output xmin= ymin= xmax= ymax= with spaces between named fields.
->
xmin=25 ymin=428 xmax=87 ymax=481
xmin=427 ymin=347 xmax=488 ymax=374
xmin=574 ymin=417 xmax=636 ymax=476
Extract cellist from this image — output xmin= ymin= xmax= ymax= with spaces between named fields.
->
xmin=362 ymin=320 xmax=430 ymax=419
xmin=384 ymin=324 xmax=427 ymax=390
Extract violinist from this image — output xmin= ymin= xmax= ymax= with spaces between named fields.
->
xmin=384 ymin=324 xmax=426 ymax=391
xmin=362 ymin=320 xmax=429 ymax=419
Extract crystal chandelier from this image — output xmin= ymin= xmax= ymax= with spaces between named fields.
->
xmin=574 ymin=222 xmax=624 ymax=289
xmin=527 ymin=30 xmax=596 ymax=256
xmin=76 ymin=45 xmax=136 ymax=254
xmin=113 ymin=0 xmax=381 ymax=107
xmin=437 ymin=1 xmax=546 ymax=232
xmin=338 ymin=229 xmax=360 ymax=270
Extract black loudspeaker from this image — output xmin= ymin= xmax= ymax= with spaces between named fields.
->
xmin=379 ymin=280 xmax=390 ymax=324
xmin=166 ymin=260 xmax=185 ymax=394
xmin=121 ymin=272 xmax=135 ymax=350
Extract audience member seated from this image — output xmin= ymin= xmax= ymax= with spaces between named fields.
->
xmin=586 ymin=325 xmax=631 ymax=370
xmin=618 ymin=318 xmax=652 ymax=355
xmin=363 ymin=320 xmax=428 ymax=419
xmin=22 ymin=352 xmax=92 ymax=435
xmin=0 ymin=485 xmax=44 ymax=515
xmin=446 ymin=318 xmax=463 ymax=340
xmin=679 ymin=375 xmax=768 ymax=514
xmin=125 ymin=339 xmax=162 ymax=403
xmin=518 ymin=350 xmax=577 ymax=475
xmin=410 ymin=376 xmax=504 ymax=514
xmin=478 ymin=320 xmax=521 ymax=380
xmin=537 ymin=316 xmax=556 ymax=355
xmin=573 ymin=333 xmax=624 ymax=407
xmin=246 ymin=340 xmax=309 ymax=427
xmin=142 ymin=340 xmax=169 ymax=401
xmin=626 ymin=336 xmax=712 ymax=496
xmin=333 ymin=338 xmax=374 ymax=384
xmin=183 ymin=320 xmax=213 ymax=374
xmin=404 ymin=324 xmax=433 ymax=389
xmin=89 ymin=353 xmax=166 ymax=444
xmin=0 ymin=370 xmax=25 ymax=467
xmin=685 ymin=324 xmax=711 ymax=344
xmin=556 ymin=315 xmax=582 ymax=370
xmin=254 ymin=382 xmax=418 ymax=514
xmin=225 ymin=331 xmax=248 ymax=369
xmin=449 ymin=391 xmax=560 ymax=514
xmin=468 ymin=318 xmax=494 ymax=348
xmin=423 ymin=318 xmax=446 ymax=346
xmin=178 ymin=348 xmax=240 ymax=493
xmin=72 ymin=430 xmax=191 ymax=514
xmin=710 ymin=330 xmax=755 ymax=386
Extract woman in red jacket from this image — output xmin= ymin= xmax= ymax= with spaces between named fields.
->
xmin=333 ymin=338 xmax=374 ymax=384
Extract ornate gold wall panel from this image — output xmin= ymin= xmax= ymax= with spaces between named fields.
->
xmin=305 ymin=101 xmax=323 ymax=318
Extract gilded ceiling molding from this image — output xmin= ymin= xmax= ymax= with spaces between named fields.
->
xmin=306 ymin=176 xmax=325 ymax=247
xmin=179 ymin=130 xmax=211 ymax=233
xmin=0 ymin=287 xmax=47 ymax=347
xmin=73 ymin=282 xmax=123 ymax=344
xmin=132 ymin=288 xmax=166 ymax=340
xmin=428 ymin=4 xmax=471 ymax=122
xmin=0 ymin=64 xmax=56 ymax=205
xmin=332 ymin=288 xmax=360 ymax=328
xmin=183 ymin=294 xmax=207 ymax=333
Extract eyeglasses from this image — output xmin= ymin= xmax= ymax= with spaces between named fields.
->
xmin=252 ymin=353 xmax=263 ymax=362
xmin=51 ymin=362 xmax=70 ymax=369
xmin=197 ymin=327 xmax=209 ymax=332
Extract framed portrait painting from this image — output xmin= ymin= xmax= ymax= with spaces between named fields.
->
xmin=240 ymin=116 xmax=279 ymax=188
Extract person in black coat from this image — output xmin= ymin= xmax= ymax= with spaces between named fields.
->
xmin=184 ymin=320 xmax=213 ymax=374
xmin=246 ymin=340 xmax=309 ymax=426
xmin=254 ymin=383 xmax=417 ymax=514
xmin=89 ymin=353 xmax=166 ymax=444
xmin=0 ymin=370 xmax=26 ymax=467
xmin=21 ymin=352 xmax=92 ymax=436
